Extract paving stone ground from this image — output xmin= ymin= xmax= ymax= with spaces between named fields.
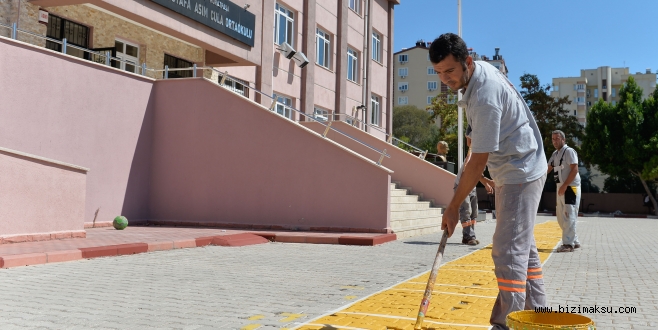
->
xmin=0 ymin=216 xmax=655 ymax=329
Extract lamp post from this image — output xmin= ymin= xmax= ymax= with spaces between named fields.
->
xmin=457 ymin=0 xmax=464 ymax=170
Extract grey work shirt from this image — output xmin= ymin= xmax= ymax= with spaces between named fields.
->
xmin=548 ymin=145 xmax=581 ymax=186
xmin=457 ymin=61 xmax=547 ymax=185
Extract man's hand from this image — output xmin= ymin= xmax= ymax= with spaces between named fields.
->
xmin=558 ymin=184 xmax=567 ymax=196
xmin=480 ymin=177 xmax=495 ymax=194
xmin=441 ymin=205 xmax=460 ymax=237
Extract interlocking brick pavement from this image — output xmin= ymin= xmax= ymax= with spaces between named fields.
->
xmin=1 ymin=216 xmax=653 ymax=329
xmin=543 ymin=216 xmax=658 ymax=329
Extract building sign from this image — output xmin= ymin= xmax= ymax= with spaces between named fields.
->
xmin=151 ymin=0 xmax=255 ymax=47
xmin=38 ymin=10 xmax=49 ymax=24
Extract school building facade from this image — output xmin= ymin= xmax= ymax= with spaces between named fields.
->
xmin=0 ymin=0 xmax=457 ymax=244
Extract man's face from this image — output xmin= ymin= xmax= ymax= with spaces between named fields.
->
xmin=432 ymin=54 xmax=473 ymax=91
xmin=552 ymin=134 xmax=565 ymax=150
xmin=437 ymin=144 xmax=448 ymax=154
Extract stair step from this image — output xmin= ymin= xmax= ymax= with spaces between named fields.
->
xmin=391 ymin=208 xmax=442 ymax=220
xmin=391 ymin=195 xmax=420 ymax=203
xmin=391 ymin=216 xmax=440 ymax=230
xmin=390 ymin=202 xmax=432 ymax=211
xmin=390 ymin=189 xmax=409 ymax=197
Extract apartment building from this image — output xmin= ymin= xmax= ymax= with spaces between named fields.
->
xmin=393 ymin=40 xmax=508 ymax=111
xmin=551 ymin=66 xmax=657 ymax=125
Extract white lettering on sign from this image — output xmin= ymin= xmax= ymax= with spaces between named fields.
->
xmin=172 ymin=0 xmax=192 ymax=10
xmin=194 ymin=2 xmax=209 ymax=17
xmin=225 ymin=17 xmax=253 ymax=39
xmin=209 ymin=0 xmax=229 ymax=12
xmin=210 ymin=11 xmax=223 ymax=25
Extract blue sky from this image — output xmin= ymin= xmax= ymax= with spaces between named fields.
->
xmin=393 ymin=0 xmax=658 ymax=89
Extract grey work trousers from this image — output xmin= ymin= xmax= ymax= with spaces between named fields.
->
xmin=457 ymin=189 xmax=477 ymax=240
xmin=490 ymin=175 xmax=547 ymax=330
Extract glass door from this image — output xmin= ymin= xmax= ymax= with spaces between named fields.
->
xmin=114 ymin=39 xmax=139 ymax=73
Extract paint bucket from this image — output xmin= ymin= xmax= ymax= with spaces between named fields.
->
xmin=506 ymin=310 xmax=595 ymax=330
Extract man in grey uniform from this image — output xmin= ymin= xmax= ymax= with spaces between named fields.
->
xmin=430 ymin=33 xmax=548 ymax=329
xmin=547 ymin=130 xmax=581 ymax=252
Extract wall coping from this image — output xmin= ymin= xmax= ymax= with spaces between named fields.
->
xmin=154 ymin=77 xmax=395 ymax=174
xmin=0 ymin=146 xmax=90 ymax=173
xmin=0 ymin=35 xmax=156 ymax=83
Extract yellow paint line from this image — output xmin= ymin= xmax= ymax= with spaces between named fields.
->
xmin=389 ymin=288 xmax=497 ymax=299
xmin=248 ymin=315 xmax=265 ymax=320
xmin=241 ymin=324 xmax=261 ymax=330
xmin=344 ymin=295 xmax=358 ymax=300
xmin=338 ymin=312 xmax=491 ymax=328
xmin=295 ymin=220 xmax=562 ymax=330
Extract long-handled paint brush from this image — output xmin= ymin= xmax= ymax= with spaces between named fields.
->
xmin=414 ymin=229 xmax=449 ymax=329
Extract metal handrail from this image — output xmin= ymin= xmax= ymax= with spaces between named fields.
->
xmin=330 ymin=113 xmax=428 ymax=158
xmin=1 ymin=22 xmax=391 ymax=165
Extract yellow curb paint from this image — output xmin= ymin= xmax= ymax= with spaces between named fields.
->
xmin=295 ymin=220 xmax=562 ymax=330
xmin=241 ymin=324 xmax=261 ymax=330
xmin=279 ymin=313 xmax=306 ymax=322
xmin=248 ymin=315 xmax=265 ymax=320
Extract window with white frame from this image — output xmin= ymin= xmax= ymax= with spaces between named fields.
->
xmin=313 ymin=107 xmax=330 ymax=121
xmin=371 ymin=32 xmax=381 ymax=62
xmin=553 ymin=84 xmax=559 ymax=92
xmin=447 ymin=94 xmax=457 ymax=104
xmin=274 ymin=94 xmax=293 ymax=119
xmin=611 ymin=88 xmax=616 ymax=97
xmin=576 ymin=96 xmax=585 ymax=103
xmin=594 ymin=89 xmax=598 ymax=98
xmin=575 ymin=84 xmax=585 ymax=90
xmin=398 ymin=54 xmax=408 ymax=63
xmin=398 ymin=96 xmax=408 ymax=105
xmin=398 ymin=82 xmax=408 ymax=91
xmin=427 ymin=66 xmax=437 ymax=75
xmin=427 ymin=81 xmax=437 ymax=91
xmin=371 ymin=95 xmax=380 ymax=126
xmin=274 ymin=3 xmax=294 ymax=46
xmin=398 ymin=67 xmax=408 ymax=77
xmin=348 ymin=0 xmax=360 ymax=14
xmin=427 ymin=96 xmax=434 ymax=104
xmin=347 ymin=48 xmax=358 ymax=82
xmin=316 ymin=28 xmax=331 ymax=69
xmin=115 ymin=39 xmax=139 ymax=73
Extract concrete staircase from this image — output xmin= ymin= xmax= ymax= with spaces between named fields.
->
xmin=390 ymin=182 xmax=444 ymax=239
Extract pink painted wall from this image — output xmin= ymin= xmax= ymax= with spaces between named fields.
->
xmin=302 ymin=121 xmax=455 ymax=206
xmin=148 ymin=78 xmax=392 ymax=230
xmin=0 ymin=148 xmax=87 ymax=237
xmin=0 ymin=38 xmax=155 ymax=225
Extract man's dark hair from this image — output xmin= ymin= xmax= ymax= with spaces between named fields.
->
xmin=428 ymin=33 xmax=469 ymax=66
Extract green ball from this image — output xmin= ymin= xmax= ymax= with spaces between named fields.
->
xmin=113 ymin=216 xmax=128 ymax=230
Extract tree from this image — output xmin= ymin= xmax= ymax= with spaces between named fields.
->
xmin=392 ymin=105 xmax=438 ymax=153
xmin=581 ymin=77 xmax=658 ymax=215
xmin=426 ymin=90 xmax=463 ymax=162
xmin=519 ymin=73 xmax=585 ymax=161
xmin=603 ymin=172 xmax=656 ymax=194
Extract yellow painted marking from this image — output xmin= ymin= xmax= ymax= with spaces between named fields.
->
xmin=344 ymin=295 xmax=358 ymax=300
xmin=295 ymin=221 xmax=562 ymax=330
xmin=248 ymin=315 xmax=265 ymax=320
xmin=279 ymin=312 xmax=305 ymax=322
xmin=241 ymin=324 xmax=261 ymax=330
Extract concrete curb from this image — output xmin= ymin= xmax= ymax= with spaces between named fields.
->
xmin=0 ymin=232 xmax=397 ymax=269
